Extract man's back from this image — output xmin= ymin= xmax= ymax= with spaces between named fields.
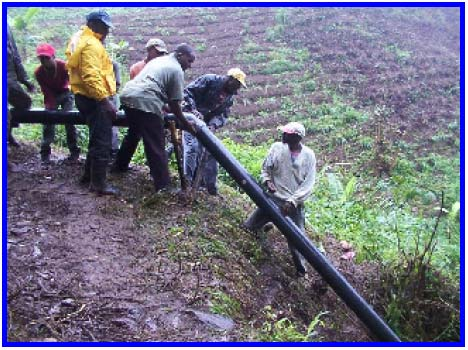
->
xmin=120 ymin=54 xmax=184 ymax=116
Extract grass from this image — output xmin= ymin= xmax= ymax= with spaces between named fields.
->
xmin=208 ymin=290 xmax=241 ymax=317
xmin=258 ymin=306 xmax=328 ymax=342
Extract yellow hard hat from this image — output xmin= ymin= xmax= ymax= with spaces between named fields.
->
xmin=227 ymin=68 xmax=247 ymax=88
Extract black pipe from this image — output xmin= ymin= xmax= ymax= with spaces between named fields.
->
xmin=8 ymin=108 xmax=400 ymax=341
xmin=10 ymin=108 xmax=129 ymax=127
xmin=194 ymin=124 xmax=401 ymax=342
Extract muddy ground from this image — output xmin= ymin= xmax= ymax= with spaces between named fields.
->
xmin=7 ymin=143 xmax=380 ymax=342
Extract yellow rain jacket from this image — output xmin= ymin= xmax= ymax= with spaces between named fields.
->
xmin=65 ymin=26 xmax=116 ymax=100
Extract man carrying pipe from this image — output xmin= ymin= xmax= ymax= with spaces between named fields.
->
xmin=182 ymin=68 xmax=247 ymax=195
xmin=110 ymin=38 xmax=169 ymax=173
xmin=34 ymin=43 xmax=80 ymax=164
xmin=243 ymin=122 xmax=316 ymax=277
xmin=116 ymin=44 xmax=197 ymax=192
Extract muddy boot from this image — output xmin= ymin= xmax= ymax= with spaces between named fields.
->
xmin=110 ymin=161 xmax=132 ymax=174
xmin=79 ymin=156 xmax=91 ymax=185
xmin=40 ymin=152 xmax=51 ymax=164
xmin=90 ymin=160 xmax=119 ymax=196
xmin=65 ymin=148 xmax=81 ymax=164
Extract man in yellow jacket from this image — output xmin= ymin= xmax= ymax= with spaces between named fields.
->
xmin=66 ymin=10 xmax=118 ymax=195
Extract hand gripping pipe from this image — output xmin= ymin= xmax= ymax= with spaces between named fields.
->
xmin=9 ymin=109 xmax=400 ymax=341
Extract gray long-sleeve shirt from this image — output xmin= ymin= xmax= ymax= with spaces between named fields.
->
xmin=262 ymin=142 xmax=316 ymax=207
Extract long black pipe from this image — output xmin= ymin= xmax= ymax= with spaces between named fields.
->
xmin=10 ymin=108 xmax=129 ymax=127
xmin=9 ymin=108 xmax=400 ymax=342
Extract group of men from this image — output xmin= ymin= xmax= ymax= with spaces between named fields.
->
xmin=7 ymin=10 xmax=317 ymax=277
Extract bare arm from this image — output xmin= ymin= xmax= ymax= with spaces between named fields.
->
xmin=168 ymin=100 xmax=197 ymax=135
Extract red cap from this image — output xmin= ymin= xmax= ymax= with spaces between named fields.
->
xmin=36 ymin=43 xmax=55 ymax=58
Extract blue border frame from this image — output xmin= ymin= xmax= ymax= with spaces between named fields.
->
xmin=2 ymin=1 xmax=465 ymax=347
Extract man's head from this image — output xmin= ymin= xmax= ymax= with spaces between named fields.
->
xmin=86 ymin=10 xmax=113 ymax=40
xmin=36 ymin=43 xmax=56 ymax=68
xmin=278 ymin=122 xmax=305 ymax=145
xmin=174 ymin=43 xmax=195 ymax=71
xmin=225 ymin=68 xmax=247 ymax=95
xmin=145 ymin=38 xmax=168 ymax=61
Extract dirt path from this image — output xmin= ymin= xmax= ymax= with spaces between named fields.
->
xmin=6 ymin=145 xmax=241 ymax=342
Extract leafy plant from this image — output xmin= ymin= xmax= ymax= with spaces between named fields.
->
xmin=258 ymin=306 xmax=328 ymax=341
xmin=12 ymin=7 xmax=40 ymax=31
xmin=106 ymin=38 xmax=129 ymax=66
xmin=208 ymin=290 xmax=241 ymax=317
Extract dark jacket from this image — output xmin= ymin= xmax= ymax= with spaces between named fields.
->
xmin=183 ymin=74 xmax=234 ymax=129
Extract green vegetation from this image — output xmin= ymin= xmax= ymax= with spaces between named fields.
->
xmin=208 ymin=290 xmax=241 ymax=317
xmin=258 ymin=306 xmax=327 ymax=341
xmin=386 ymin=43 xmax=411 ymax=63
xmin=244 ymin=47 xmax=310 ymax=75
xmin=265 ymin=8 xmax=291 ymax=42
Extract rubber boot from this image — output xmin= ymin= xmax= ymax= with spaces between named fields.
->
xmin=89 ymin=160 xmax=119 ymax=196
xmin=79 ymin=156 xmax=91 ymax=185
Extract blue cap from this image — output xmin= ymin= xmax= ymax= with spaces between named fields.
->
xmin=86 ymin=10 xmax=113 ymax=28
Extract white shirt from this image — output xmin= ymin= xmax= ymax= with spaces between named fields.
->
xmin=261 ymin=142 xmax=316 ymax=207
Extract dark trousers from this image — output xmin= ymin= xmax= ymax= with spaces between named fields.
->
xmin=75 ymin=94 xmax=112 ymax=163
xmin=244 ymin=196 xmax=307 ymax=274
xmin=119 ymin=106 xmax=169 ymax=191
xmin=114 ymin=122 xmax=141 ymax=170
xmin=41 ymin=91 xmax=79 ymax=156
xmin=8 ymin=80 xmax=32 ymax=142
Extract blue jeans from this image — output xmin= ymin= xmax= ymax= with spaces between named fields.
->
xmin=182 ymin=115 xmax=218 ymax=192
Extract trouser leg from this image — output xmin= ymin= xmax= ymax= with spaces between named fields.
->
xmin=202 ymin=152 xmax=219 ymax=194
xmin=75 ymin=94 xmax=117 ymax=195
xmin=113 ymin=125 xmax=141 ymax=171
xmin=8 ymin=82 xmax=32 ymax=110
xmin=55 ymin=92 xmax=79 ymax=157
xmin=80 ymin=155 xmax=91 ymax=184
xmin=286 ymin=205 xmax=307 ymax=274
xmin=40 ymin=124 xmax=55 ymax=158
xmin=126 ymin=107 xmax=169 ymax=191
xmin=182 ymin=113 xmax=206 ymax=185
xmin=65 ymin=124 xmax=80 ymax=156
xmin=8 ymin=82 xmax=32 ymax=146
xmin=243 ymin=207 xmax=271 ymax=231
xmin=111 ymin=127 xmax=120 ymax=155
xmin=183 ymin=131 xmax=202 ymax=185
